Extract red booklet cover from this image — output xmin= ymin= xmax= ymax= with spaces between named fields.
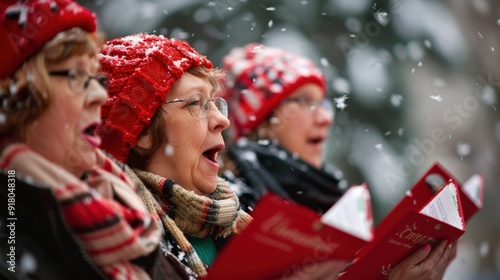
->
xmin=374 ymin=162 xmax=482 ymax=239
xmin=204 ymin=184 xmax=373 ymax=280
xmin=337 ymin=162 xmax=484 ymax=280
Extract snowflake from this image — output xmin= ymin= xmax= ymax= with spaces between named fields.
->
xmin=334 ymin=95 xmax=349 ymax=111
xmin=430 ymin=95 xmax=443 ymax=102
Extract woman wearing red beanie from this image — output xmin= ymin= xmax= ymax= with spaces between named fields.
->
xmin=0 ymin=1 xmax=189 ymax=279
xmin=98 ymin=33 xmax=253 ymax=278
xmin=220 ymin=43 xmax=456 ymax=280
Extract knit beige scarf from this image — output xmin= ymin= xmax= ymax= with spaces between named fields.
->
xmin=127 ymin=169 xmax=252 ymax=277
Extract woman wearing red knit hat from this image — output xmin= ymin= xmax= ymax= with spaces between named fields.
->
xmin=220 ymin=43 xmax=456 ymax=280
xmin=0 ymin=1 xmax=188 ymax=279
xmin=98 ymin=33 xmax=253 ymax=278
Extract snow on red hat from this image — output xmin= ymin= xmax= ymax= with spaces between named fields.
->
xmin=221 ymin=43 xmax=326 ymax=139
xmin=0 ymin=0 xmax=97 ymax=80
xmin=98 ymin=34 xmax=213 ymax=163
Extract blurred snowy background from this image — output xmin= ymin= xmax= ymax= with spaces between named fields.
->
xmin=81 ymin=0 xmax=500 ymax=279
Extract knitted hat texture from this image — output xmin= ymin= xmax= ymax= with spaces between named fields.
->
xmin=221 ymin=43 xmax=326 ymax=138
xmin=98 ymin=34 xmax=213 ymax=162
xmin=0 ymin=0 xmax=97 ymax=80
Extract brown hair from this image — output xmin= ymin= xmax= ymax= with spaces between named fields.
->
xmin=127 ymin=66 xmax=224 ymax=170
xmin=0 ymin=27 xmax=102 ymax=140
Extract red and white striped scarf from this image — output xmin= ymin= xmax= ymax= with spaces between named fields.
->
xmin=0 ymin=143 xmax=162 ymax=280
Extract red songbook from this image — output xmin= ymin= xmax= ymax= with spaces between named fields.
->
xmin=204 ymin=184 xmax=374 ymax=280
xmin=338 ymin=162 xmax=484 ymax=280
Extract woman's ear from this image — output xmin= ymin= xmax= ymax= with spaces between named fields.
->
xmin=136 ymin=132 xmax=152 ymax=150
xmin=255 ymin=119 xmax=274 ymax=139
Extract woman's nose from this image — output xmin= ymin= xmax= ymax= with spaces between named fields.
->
xmin=86 ymin=79 xmax=108 ymax=107
xmin=315 ymin=105 xmax=334 ymax=125
xmin=209 ymin=102 xmax=230 ymax=132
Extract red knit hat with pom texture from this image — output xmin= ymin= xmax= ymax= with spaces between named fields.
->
xmin=221 ymin=43 xmax=326 ymax=139
xmin=0 ymin=0 xmax=97 ymax=80
xmin=98 ymin=34 xmax=213 ymax=163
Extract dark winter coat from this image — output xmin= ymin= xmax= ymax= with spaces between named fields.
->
xmin=0 ymin=171 xmax=190 ymax=280
xmin=224 ymin=138 xmax=348 ymax=215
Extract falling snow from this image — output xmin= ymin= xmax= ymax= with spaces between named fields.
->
xmin=424 ymin=39 xmax=432 ymax=49
xmin=19 ymin=251 xmax=37 ymax=275
xmin=334 ymin=95 xmax=349 ymax=111
xmin=320 ymin=57 xmax=329 ymax=67
xmin=164 ymin=144 xmax=174 ymax=156
xmin=390 ymin=94 xmax=403 ymax=107
xmin=479 ymin=241 xmax=490 ymax=257
xmin=456 ymin=142 xmax=471 ymax=157
xmin=374 ymin=11 xmax=389 ymax=26
xmin=430 ymin=95 xmax=443 ymax=102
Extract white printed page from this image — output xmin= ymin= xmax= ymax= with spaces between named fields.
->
xmin=321 ymin=184 xmax=373 ymax=241
xmin=420 ymin=182 xmax=464 ymax=229
xmin=462 ymin=174 xmax=483 ymax=207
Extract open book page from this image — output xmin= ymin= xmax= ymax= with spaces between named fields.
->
xmin=462 ymin=174 xmax=484 ymax=207
xmin=420 ymin=181 xmax=464 ymax=230
xmin=321 ymin=184 xmax=373 ymax=241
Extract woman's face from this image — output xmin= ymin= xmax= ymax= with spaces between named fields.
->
xmin=144 ymin=72 xmax=230 ymax=196
xmin=25 ymin=54 xmax=108 ymax=177
xmin=262 ymin=83 xmax=333 ymax=169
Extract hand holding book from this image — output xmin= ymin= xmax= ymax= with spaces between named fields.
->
xmin=387 ymin=239 xmax=456 ymax=280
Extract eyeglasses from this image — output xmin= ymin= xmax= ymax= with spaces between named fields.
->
xmin=282 ymin=96 xmax=335 ymax=116
xmin=164 ymin=93 xmax=228 ymax=119
xmin=49 ymin=68 xmax=109 ymax=94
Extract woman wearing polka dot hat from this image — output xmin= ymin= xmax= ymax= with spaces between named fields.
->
xmin=220 ymin=43 xmax=345 ymax=214
xmin=220 ymin=43 xmax=457 ymax=280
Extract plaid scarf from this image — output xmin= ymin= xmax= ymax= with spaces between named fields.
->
xmin=0 ymin=143 xmax=162 ymax=280
xmin=128 ymin=169 xmax=253 ymax=278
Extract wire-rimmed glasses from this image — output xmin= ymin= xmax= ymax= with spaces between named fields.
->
xmin=282 ymin=96 xmax=335 ymax=116
xmin=49 ymin=68 xmax=109 ymax=94
xmin=164 ymin=93 xmax=228 ymax=118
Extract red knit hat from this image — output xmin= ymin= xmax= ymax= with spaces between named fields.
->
xmin=98 ymin=34 xmax=213 ymax=163
xmin=0 ymin=0 xmax=97 ymax=80
xmin=221 ymin=43 xmax=326 ymax=139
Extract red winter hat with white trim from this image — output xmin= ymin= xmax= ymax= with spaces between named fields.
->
xmin=98 ymin=34 xmax=213 ymax=163
xmin=221 ymin=43 xmax=326 ymax=139
xmin=0 ymin=0 xmax=97 ymax=80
